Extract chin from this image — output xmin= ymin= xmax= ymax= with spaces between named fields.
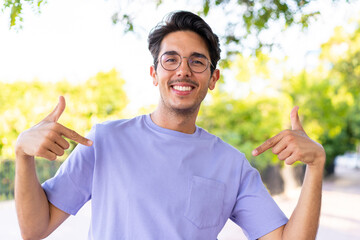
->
xmin=170 ymin=103 xmax=200 ymax=116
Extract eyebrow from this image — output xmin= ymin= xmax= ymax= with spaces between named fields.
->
xmin=190 ymin=52 xmax=207 ymax=59
xmin=163 ymin=51 xmax=208 ymax=59
xmin=163 ymin=50 xmax=178 ymax=56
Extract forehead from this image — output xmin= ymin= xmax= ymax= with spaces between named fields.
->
xmin=159 ymin=31 xmax=209 ymax=58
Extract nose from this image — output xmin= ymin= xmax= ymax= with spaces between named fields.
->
xmin=176 ymin=57 xmax=192 ymax=78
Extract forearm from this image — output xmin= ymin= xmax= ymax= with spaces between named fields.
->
xmin=15 ymin=153 xmax=50 ymax=239
xmin=282 ymin=161 xmax=324 ymax=240
xmin=14 ymin=97 xmax=87 ymax=239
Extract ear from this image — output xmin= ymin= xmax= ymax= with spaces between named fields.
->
xmin=208 ymin=69 xmax=220 ymax=90
xmin=150 ymin=65 xmax=158 ymax=86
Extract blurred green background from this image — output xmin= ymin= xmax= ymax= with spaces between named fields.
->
xmin=1 ymin=0 xmax=360 ymax=201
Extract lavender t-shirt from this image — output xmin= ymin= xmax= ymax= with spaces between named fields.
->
xmin=42 ymin=114 xmax=288 ymax=240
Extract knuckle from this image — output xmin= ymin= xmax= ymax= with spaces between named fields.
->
xmin=48 ymin=122 xmax=58 ymax=130
xmin=39 ymin=138 xmax=48 ymax=148
xmin=34 ymin=148 xmax=44 ymax=157
xmin=292 ymin=146 xmax=301 ymax=155
xmin=45 ymin=130 xmax=56 ymax=139
xmin=69 ymin=130 xmax=78 ymax=139
xmin=284 ymin=134 xmax=295 ymax=142
xmin=283 ymin=129 xmax=292 ymax=135
xmin=265 ymin=138 xmax=274 ymax=147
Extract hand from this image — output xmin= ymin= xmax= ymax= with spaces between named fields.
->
xmin=252 ymin=106 xmax=325 ymax=168
xmin=15 ymin=96 xmax=93 ymax=161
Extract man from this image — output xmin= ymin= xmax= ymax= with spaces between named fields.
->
xmin=15 ymin=11 xmax=325 ymax=240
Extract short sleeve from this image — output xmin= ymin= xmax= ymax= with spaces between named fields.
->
xmin=230 ymin=160 xmax=288 ymax=239
xmin=42 ymin=125 xmax=97 ymax=215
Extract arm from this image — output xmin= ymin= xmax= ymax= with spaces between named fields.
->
xmin=15 ymin=96 xmax=92 ymax=239
xmin=253 ymin=106 xmax=325 ymax=240
xmin=282 ymin=160 xmax=324 ymax=239
xmin=15 ymin=153 xmax=70 ymax=239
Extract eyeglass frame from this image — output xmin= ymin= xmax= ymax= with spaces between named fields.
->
xmin=155 ymin=51 xmax=215 ymax=73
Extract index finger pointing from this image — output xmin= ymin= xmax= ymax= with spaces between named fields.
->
xmin=252 ymin=134 xmax=282 ymax=156
xmin=60 ymin=126 xmax=93 ymax=146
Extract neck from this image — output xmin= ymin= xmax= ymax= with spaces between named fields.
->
xmin=150 ymin=106 xmax=199 ymax=134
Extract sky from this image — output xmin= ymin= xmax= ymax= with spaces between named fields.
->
xmin=0 ymin=0 xmax=359 ymax=112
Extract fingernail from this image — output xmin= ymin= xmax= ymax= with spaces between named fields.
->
xmin=252 ymin=150 xmax=258 ymax=156
xmin=87 ymin=140 xmax=93 ymax=146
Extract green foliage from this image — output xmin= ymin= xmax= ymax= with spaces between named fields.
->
xmin=0 ymin=68 xmax=128 ymax=160
xmin=197 ymin=18 xmax=360 ymax=175
xmin=197 ymin=0 xmax=321 ymax=45
xmin=2 ymin=0 xmax=46 ymax=29
xmin=198 ymin=90 xmax=290 ymax=171
xmin=111 ymin=13 xmax=134 ymax=33
xmin=282 ymin=71 xmax=356 ymax=174
xmin=1 ymin=1 xmax=359 ymax=196
xmin=2 ymin=0 xmax=344 ymax=53
xmin=0 ymin=160 xmax=14 ymax=200
xmin=83 ymin=69 xmax=128 ymax=118
xmin=282 ymin=20 xmax=360 ymax=175
xmin=0 ymin=159 xmax=62 ymax=201
xmin=0 ymin=69 xmax=128 ymax=200
xmin=198 ymin=51 xmax=293 ymax=171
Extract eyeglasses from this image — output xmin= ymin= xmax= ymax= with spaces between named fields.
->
xmin=158 ymin=52 xmax=213 ymax=73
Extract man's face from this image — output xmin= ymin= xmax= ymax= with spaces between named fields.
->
xmin=150 ymin=30 xmax=219 ymax=115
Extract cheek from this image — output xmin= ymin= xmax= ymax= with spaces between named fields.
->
xmin=156 ymin=69 xmax=171 ymax=82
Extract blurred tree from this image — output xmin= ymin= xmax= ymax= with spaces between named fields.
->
xmin=198 ymin=90 xmax=291 ymax=171
xmin=2 ymin=0 xmax=350 ymax=54
xmin=0 ymin=69 xmax=128 ymax=200
xmin=198 ymin=52 xmax=292 ymax=171
xmin=198 ymin=18 xmax=360 ymax=176
xmin=0 ymin=68 xmax=128 ymax=161
xmin=283 ymin=21 xmax=360 ymax=175
xmin=282 ymin=68 xmax=355 ymax=175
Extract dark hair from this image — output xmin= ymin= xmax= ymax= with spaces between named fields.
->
xmin=148 ymin=11 xmax=221 ymax=75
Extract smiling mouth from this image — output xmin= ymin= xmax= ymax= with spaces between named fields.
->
xmin=168 ymin=79 xmax=198 ymax=93
xmin=172 ymin=85 xmax=193 ymax=92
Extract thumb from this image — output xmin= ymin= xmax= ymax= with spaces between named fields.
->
xmin=290 ymin=106 xmax=304 ymax=131
xmin=45 ymin=96 xmax=66 ymax=122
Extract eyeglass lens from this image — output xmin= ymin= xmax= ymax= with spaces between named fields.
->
xmin=160 ymin=53 xmax=209 ymax=73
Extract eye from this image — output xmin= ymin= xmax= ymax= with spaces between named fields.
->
xmin=165 ymin=57 xmax=177 ymax=63
xmin=162 ymin=54 xmax=180 ymax=65
xmin=190 ymin=57 xmax=206 ymax=66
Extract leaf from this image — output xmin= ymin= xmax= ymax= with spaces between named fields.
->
xmin=203 ymin=0 xmax=210 ymax=16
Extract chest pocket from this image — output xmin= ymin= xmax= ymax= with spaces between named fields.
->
xmin=184 ymin=176 xmax=225 ymax=229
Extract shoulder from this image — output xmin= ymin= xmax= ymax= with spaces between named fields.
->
xmin=199 ymin=127 xmax=247 ymax=163
xmin=200 ymin=127 xmax=245 ymax=154
xmin=93 ymin=115 xmax=145 ymax=133
xmin=86 ymin=115 xmax=146 ymax=144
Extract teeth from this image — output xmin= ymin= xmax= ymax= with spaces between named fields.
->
xmin=173 ymin=85 xmax=192 ymax=91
